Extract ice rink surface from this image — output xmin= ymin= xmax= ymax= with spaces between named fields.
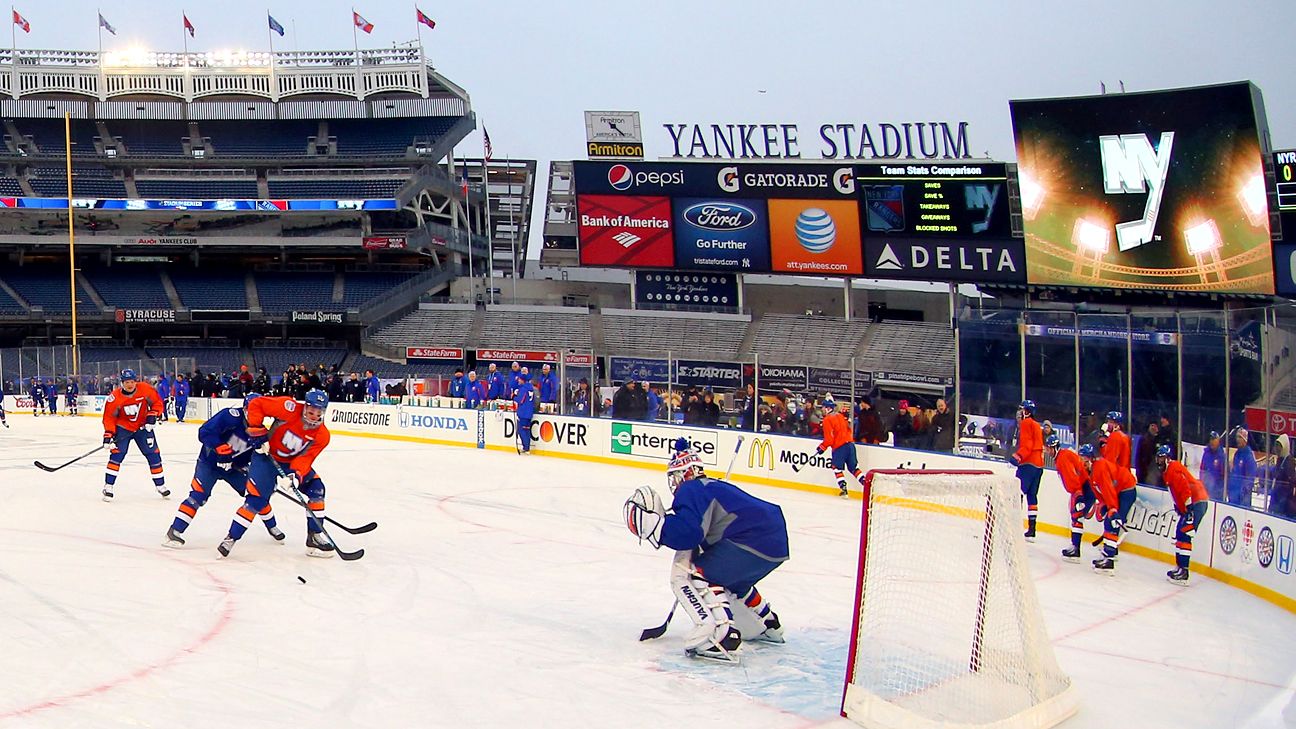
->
xmin=0 ymin=413 xmax=1294 ymax=728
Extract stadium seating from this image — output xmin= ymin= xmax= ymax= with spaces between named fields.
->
xmin=0 ymin=176 xmax=22 ymax=195
xmin=200 ymin=120 xmax=318 ymax=157
xmin=253 ymin=347 xmax=347 ymax=376
xmin=601 ymin=310 xmax=749 ymax=359
xmin=255 ymin=273 xmax=340 ymax=314
xmin=856 ymin=320 xmax=955 ymax=377
xmin=77 ymin=346 xmax=146 ymax=364
xmin=341 ymin=272 xmax=420 ymax=307
xmin=29 ymin=165 xmax=127 ymax=197
xmin=368 ymin=308 xmax=476 ymax=349
xmin=109 ymin=120 xmax=188 ymax=157
xmin=0 ymin=285 xmax=25 ymax=314
xmin=267 ymin=178 xmax=404 ymax=199
xmin=170 ymin=270 xmax=248 ymax=310
xmin=84 ymin=269 xmax=171 ymax=308
xmin=145 ymin=346 xmax=247 ymax=374
xmin=134 ymin=179 xmax=260 ymax=199
xmin=0 ymin=269 xmax=96 ymax=313
xmin=12 ymin=118 xmax=100 ymax=157
xmin=328 ymin=117 xmax=458 ymax=157
xmin=478 ymin=309 xmax=592 ymax=351
xmin=749 ymin=313 xmax=871 ymax=368
xmin=347 ymin=354 xmax=446 ymax=378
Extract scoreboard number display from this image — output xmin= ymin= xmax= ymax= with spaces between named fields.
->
xmin=1276 ymin=150 xmax=1296 ymax=211
xmin=856 ymin=163 xmax=1013 ymax=238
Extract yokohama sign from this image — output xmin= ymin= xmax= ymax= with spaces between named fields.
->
xmin=476 ymin=349 xmax=559 ymax=363
xmin=407 ymin=347 xmax=464 ymax=360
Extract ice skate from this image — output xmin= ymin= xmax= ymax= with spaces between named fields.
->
xmin=216 ymin=536 xmax=236 ymax=558
xmin=1092 ymin=557 xmax=1116 ymax=575
xmin=1166 ymin=567 xmax=1190 ymax=586
xmin=267 ymin=524 xmax=286 ymax=543
xmin=162 ymin=527 xmax=185 ymax=548
xmin=306 ymin=532 xmax=335 ymax=558
xmin=1061 ymin=546 xmax=1080 ymax=563
xmin=686 ymin=626 xmax=741 ymax=663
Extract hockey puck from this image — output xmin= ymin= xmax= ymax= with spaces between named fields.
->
xmin=297 ymin=576 xmax=306 ymax=584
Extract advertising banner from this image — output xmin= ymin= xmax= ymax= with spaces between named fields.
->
xmin=291 ymin=310 xmax=345 ymax=324
xmin=362 ymin=236 xmax=407 ymax=249
xmin=406 ymin=347 xmax=464 ymax=361
xmin=671 ymin=198 xmax=771 ymax=271
xmin=807 ymin=366 xmax=867 ymax=395
xmin=610 ymin=421 xmax=719 ymax=465
xmin=115 ymin=308 xmax=176 ymax=323
xmin=576 ymin=194 xmax=674 ymax=267
xmin=609 ymin=356 xmax=670 ymax=385
xmin=1010 ymin=82 xmax=1273 ymax=293
xmin=767 ymin=198 xmax=863 ymax=275
xmin=572 ymin=161 xmax=858 ymax=200
xmin=756 ymin=363 xmax=808 ymax=392
xmin=856 ymin=162 xmax=1012 ymax=238
xmin=863 ymin=237 xmax=1026 ymax=284
xmin=0 ymin=197 xmax=397 ymax=211
xmin=475 ymin=348 xmax=559 ymax=364
xmin=670 ymin=359 xmax=742 ymax=389
xmin=633 ymin=271 xmax=738 ymax=309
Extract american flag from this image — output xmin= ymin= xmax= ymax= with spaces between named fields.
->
xmin=482 ymin=127 xmax=493 ymax=162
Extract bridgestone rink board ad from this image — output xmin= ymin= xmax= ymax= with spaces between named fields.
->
xmin=113 ymin=397 xmax=1296 ymax=614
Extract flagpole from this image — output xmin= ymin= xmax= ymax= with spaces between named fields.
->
xmin=508 ymin=155 xmax=517 ymax=303
xmin=484 ymin=151 xmax=495 ymax=305
xmin=414 ymin=3 xmax=421 ymax=53
xmin=10 ymin=5 xmax=16 ymax=100
xmin=97 ymin=8 xmax=102 ymax=57
xmin=182 ymin=10 xmax=188 ymax=58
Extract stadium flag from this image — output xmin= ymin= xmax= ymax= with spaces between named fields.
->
xmin=353 ymin=10 xmax=374 ymax=33
xmin=416 ymin=8 xmax=435 ymax=29
xmin=268 ymin=13 xmax=285 ymax=36
xmin=461 ymin=168 xmax=469 ymax=197
xmin=12 ymin=9 xmax=29 ymax=33
xmin=98 ymin=13 xmax=116 ymax=35
xmin=483 ymin=127 xmax=493 ymax=162
xmin=183 ymin=13 xmax=195 ymax=37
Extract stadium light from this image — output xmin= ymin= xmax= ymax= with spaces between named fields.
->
xmin=1018 ymin=172 xmax=1045 ymax=221
xmin=1072 ymin=218 xmax=1110 ymax=254
xmin=1237 ymin=173 xmax=1267 ymax=227
xmin=1184 ymin=219 xmax=1223 ymax=255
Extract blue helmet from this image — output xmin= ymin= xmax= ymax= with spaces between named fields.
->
xmin=821 ymin=396 xmax=836 ymax=411
xmin=1156 ymin=444 xmax=1172 ymax=459
xmin=120 ymin=368 xmax=137 ymax=382
xmin=1020 ymin=399 xmax=1036 ymax=414
xmin=1106 ymin=410 xmax=1123 ymax=424
xmin=1078 ymin=443 xmax=1096 ymax=458
xmin=1044 ymin=434 xmax=1061 ymax=448
xmin=243 ymin=392 xmax=261 ymax=409
xmin=302 ymin=389 xmax=329 ymax=428
xmin=1209 ymin=430 xmax=1222 ymax=441
xmin=673 ymin=436 xmax=691 ymax=454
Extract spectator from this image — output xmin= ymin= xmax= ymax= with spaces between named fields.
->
xmin=571 ymin=378 xmax=591 ymax=417
xmin=930 ymin=398 xmax=955 ymax=452
xmin=254 ymin=367 xmax=270 ymax=394
xmin=464 ymin=370 xmax=487 ymax=409
xmin=538 ymin=364 xmax=560 ymax=412
xmin=344 ymin=372 xmax=364 ymax=402
xmin=1157 ymin=415 xmax=1178 ymax=458
xmin=696 ymin=391 xmax=721 ymax=427
xmin=1229 ymin=428 xmax=1257 ymax=507
xmin=1200 ymin=430 xmax=1226 ymax=500
xmin=449 ymin=368 xmax=466 ymax=399
xmin=325 ymin=373 xmax=344 ymax=403
xmin=739 ymin=383 xmax=756 ymax=431
xmin=684 ymin=391 xmax=704 ymax=426
xmin=644 ymin=381 xmax=661 ymax=422
xmin=207 ymin=373 xmax=220 ymax=398
xmin=238 ymin=364 xmax=254 ymax=394
xmin=1270 ymin=434 xmax=1296 ymax=517
xmin=613 ymin=380 xmax=645 ymax=421
xmin=1135 ymin=421 xmax=1161 ymax=486
xmin=757 ymin=402 xmax=776 ymax=433
xmin=787 ymin=398 xmax=808 ymax=436
xmin=365 ymin=369 xmax=380 ymax=403
xmin=892 ymin=400 xmax=915 ymax=448
xmin=854 ymin=396 xmax=884 ymax=445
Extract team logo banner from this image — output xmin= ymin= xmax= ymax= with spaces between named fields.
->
xmin=609 ymin=356 xmax=670 ymax=385
xmin=1010 ymin=82 xmax=1273 ymax=293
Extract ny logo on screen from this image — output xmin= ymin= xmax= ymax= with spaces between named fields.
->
xmin=1099 ymin=132 xmax=1174 ymax=252
xmin=964 ymin=184 xmax=1001 ymax=234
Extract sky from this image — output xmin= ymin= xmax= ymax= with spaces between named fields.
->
xmin=25 ymin=0 xmax=1296 ymax=259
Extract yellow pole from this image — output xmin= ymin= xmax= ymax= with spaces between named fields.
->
xmin=65 ymin=112 xmax=78 ymax=378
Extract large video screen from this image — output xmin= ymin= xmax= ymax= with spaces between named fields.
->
xmin=1011 ymin=82 xmax=1273 ymax=294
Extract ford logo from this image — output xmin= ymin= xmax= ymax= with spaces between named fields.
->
xmin=683 ymin=202 xmax=756 ymax=231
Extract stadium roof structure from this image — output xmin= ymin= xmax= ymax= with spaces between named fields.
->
xmin=0 ymin=45 xmax=468 ymax=105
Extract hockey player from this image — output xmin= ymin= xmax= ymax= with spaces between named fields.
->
xmin=364 ymin=369 xmax=380 ymax=403
xmin=1011 ymin=400 xmax=1045 ymax=541
xmin=0 ymin=388 xmax=7 ymax=427
xmin=29 ymin=378 xmax=43 ymax=416
xmin=507 ymin=362 xmax=524 ymax=399
xmin=1101 ymin=410 xmax=1131 ymax=471
xmin=1050 ymin=437 xmax=1095 ymax=562
xmin=217 ymin=389 xmax=333 ymax=558
xmin=623 ymin=450 xmax=788 ymax=663
xmin=164 ymin=394 xmax=283 ymax=548
xmin=1158 ymin=444 xmax=1209 ymax=585
xmin=44 ymin=378 xmax=58 ymax=415
xmin=514 ymin=371 xmax=536 ymax=454
xmin=173 ymin=373 xmax=190 ymax=423
xmin=157 ymin=374 xmax=172 ymax=421
xmin=65 ymin=377 xmax=79 ymax=417
xmin=1083 ymin=443 xmax=1138 ymax=574
xmin=101 ymin=369 xmax=169 ymax=502
xmin=815 ymin=396 xmax=864 ymax=498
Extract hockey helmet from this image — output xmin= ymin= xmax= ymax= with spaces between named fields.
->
xmin=1077 ymin=443 xmax=1096 ymax=459
xmin=666 ymin=450 xmax=704 ymax=493
xmin=243 ymin=392 xmax=261 ymax=409
xmin=120 ymin=368 xmax=137 ymax=383
xmin=1020 ymin=399 xmax=1036 ymax=415
xmin=302 ymin=388 xmax=329 ymax=428
xmin=1105 ymin=410 xmax=1124 ymax=425
xmin=1044 ymin=434 xmax=1061 ymax=449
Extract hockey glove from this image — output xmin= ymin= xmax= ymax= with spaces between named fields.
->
xmin=1007 ymin=454 xmax=1020 ymax=467
xmin=245 ymin=426 xmax=270 ymax=450
xmin=103 ymin=431 xmax=114 ymax=445
xmin=144 ymin=415 xmax=157 ymax=432
xmin=815 ymin=446 xmax=825 ymax=456
xmin=623 ymin=485 xmax=665 ymax=549
xmin=213 ymin=444 xmax=236 ymax=471
xmin=276 ymin=471 xmax=301 ymax=493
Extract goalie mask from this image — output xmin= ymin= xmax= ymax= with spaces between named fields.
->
xmin=667 ymin=451 xmax=704 ymax=493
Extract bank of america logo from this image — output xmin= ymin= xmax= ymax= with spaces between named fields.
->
xmin=613 ymin=232 xmax=641 ymax=248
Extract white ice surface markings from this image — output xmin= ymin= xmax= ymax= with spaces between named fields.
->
xmin=0 ymin=415 xmax=1293 ymax=727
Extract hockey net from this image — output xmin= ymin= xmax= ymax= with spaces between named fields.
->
xmin=841 ymin=469 xmax=1078 ymax=729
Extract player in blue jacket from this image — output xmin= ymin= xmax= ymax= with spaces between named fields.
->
xmin=65 ymin=377 xmax=79 ymax=417
xmin=44 ymin=380 xmax=58 ymax=415
xmin=624 ymin=450 xmax=788 ymax=663
xmin=464 ymin=371 xmax=487 ymax=409
xmin=0 ymin=387 xmax=8 ymax=428
xmin=29 ymin=378 xmax=44 ymax=416
xmin=157 ymin=375 xmax=172 ymax=421
xmin=173 ymin=373 xmax=191 ymax=422
xmin=484 ymin=363 xmax=505 ymax=401
xmin=507 ymin=362 xmax=524 ymax=399
xmin=364 ymin=369 xmax=380 ymax=403
xmin=164 ymin=394 xmax=283 ymax=547
xmin=448 ymin=368 xmax=466 ymax=399
xmin=514 ymin=371 xmax=536 ymax=454
xmin=538 ymin=364 xmax=560 ymax=411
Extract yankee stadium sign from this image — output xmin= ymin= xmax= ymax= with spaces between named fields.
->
xmin=662 ymin=121 xmax=973 ymax=160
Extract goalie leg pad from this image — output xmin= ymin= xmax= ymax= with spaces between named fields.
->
xmin=670 ymin=552 xmax=737 ymax=654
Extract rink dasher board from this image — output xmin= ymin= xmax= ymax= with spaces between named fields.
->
xmin=55 ymin=396 xmax=1296 ymax=615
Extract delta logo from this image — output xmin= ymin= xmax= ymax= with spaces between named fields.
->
xmin=606 ymin=164 xmax=685 ymax=192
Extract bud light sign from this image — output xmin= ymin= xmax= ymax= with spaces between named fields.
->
xmin=672 ymin=198 xmax=771 ymax=271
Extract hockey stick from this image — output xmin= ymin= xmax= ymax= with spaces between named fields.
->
xmin=638 ymin=603 xmax=676 ymax=641
xmin=272 ymin=488 xmax=377 ymax=534
xmin=723 ymin=435 xmax=744 ymax=478
xmin=267 ymin=460 xmax=364 ymax=561
xmin=34 ymin=444 xmax=106 ymax=472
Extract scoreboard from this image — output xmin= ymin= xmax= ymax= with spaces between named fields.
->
xmin=855 ymin=163 xmax=1012 ymax=238
xmin=1276 ymin=150 xmax=1296 ymax=211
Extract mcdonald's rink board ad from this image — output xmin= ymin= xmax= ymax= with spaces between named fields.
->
xmin=65 ymin=395 xmax=1296 ymax=611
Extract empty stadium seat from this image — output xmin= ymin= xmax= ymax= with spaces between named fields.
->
xmin=267 ymin=178 xmax=404 ymax=199
xmin=368 ymin=308 xmax=475 ymax=349
xmin=135 ymin=179 xmax=260 ymax=199
xmin=750 ymin=313 xmax=871 ymax=368
xmin=341 ymin=271 xmax=419 ymax=307
xmin=170 ymin=270 xmax=248 ymax=309
xmin=255 ymin=273 xmax=340 ymax=314
xmin=601 ymin=310 xmax=748 ymax=359
xmin=84 ymin=269 xmax=170 ymax=308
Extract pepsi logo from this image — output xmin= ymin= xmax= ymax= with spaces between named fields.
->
xmin=795 ymin=208 xmax=837 ymax=253
xmin=608 ymin=164 xmax=633 ymax=191
xmin=683 ymin=202 xmax=756 ymax=231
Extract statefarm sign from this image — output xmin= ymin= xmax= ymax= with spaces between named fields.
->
xmin=564 ymin=353 xmax=595 ymax=367
xmin=406 ymin=347 xmax=464 ymax=360
xmin=475 ymin=349 xmax=559 ymax=363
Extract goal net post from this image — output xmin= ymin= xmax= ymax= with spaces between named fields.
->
xmin=840 ymin=469 xmax=1078 ymax=729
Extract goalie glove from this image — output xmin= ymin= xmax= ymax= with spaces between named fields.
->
xmin=623 ymin=485 xmax=666 ymax=549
